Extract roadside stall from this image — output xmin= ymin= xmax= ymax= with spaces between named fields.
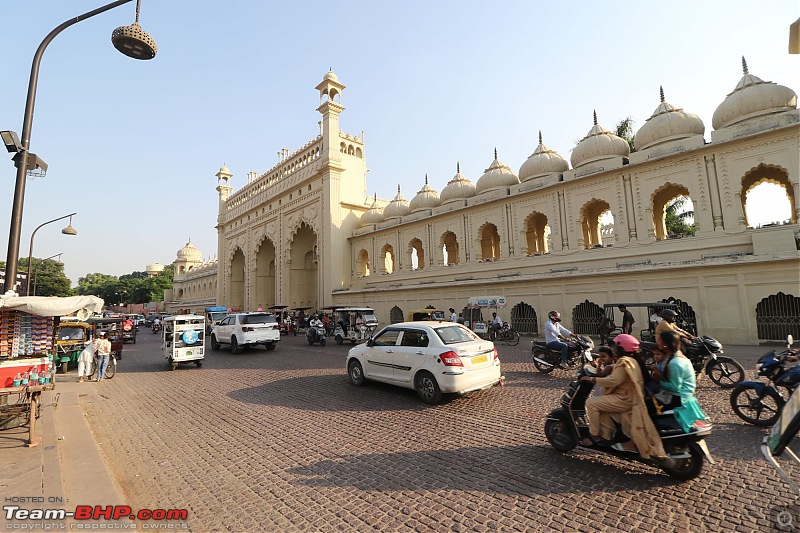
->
xmin=0 ymin=294 xmax=103 ymax=446
xmin=465 ymin=296 xmax=507 ymax=338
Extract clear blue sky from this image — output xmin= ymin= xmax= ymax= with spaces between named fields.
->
xmin=1 ymin=0 xmax=798 ymax=286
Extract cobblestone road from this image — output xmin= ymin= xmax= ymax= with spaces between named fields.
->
xmin=75 ymin=329 xmax=796 ymax=532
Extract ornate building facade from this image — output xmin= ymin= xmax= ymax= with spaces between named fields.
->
xmin=168 ymin=65 xmax=800 ymax=344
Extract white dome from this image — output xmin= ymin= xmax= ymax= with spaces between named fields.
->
xmin=571 ymin=112 xmax=630 ymax=169
xmin=360 ymin=194 xmax=384 ymax=226
xmin=177 ymin=239 xmax=202 ymax=262
xmin=323 ymin=69 xmax=339 ymax=82
xmin=712 ymin=57 xmax=797 ymax=130
xmin=476 ymin=149 xmax=520 ymax=194
xmin=518 ymin=132 xmax=569 ymax=181
xmin=383 ymin=186 xmax=411 ymax=219
xmin=440 ymin=163 xmax=477 ymax=203
xmin=635 ymin=88 xmax=705 ymax=150
xmin=409 ymin=176 xmax=441 ymax=212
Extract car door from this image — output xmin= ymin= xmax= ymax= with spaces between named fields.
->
xmin=216 ymin=316 xmax=234 ymax=343
xmin=363 ymin=328 xmax=400 ymax=381
xmin=393 ymin=328 xmax=430 ymax=384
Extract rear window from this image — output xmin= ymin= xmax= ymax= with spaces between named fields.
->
xmin=58 ymin=327 xmax=86 ymax=341
xmin=435 ymin=325 xmax=478 ymax=345
xmin=241 ymin=313 xmax=277 ymax=325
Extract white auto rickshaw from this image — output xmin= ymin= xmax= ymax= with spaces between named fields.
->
xmin=333 ymin=307 xmax=379 ymax=345
xmin=162 ymin=314 xmax=205 ymax=371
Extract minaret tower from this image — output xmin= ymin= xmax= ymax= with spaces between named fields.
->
xmin=215 ymin=165 xmax=233 ymax=304
xmin=316 ymin=69 xmax=346 ymax=166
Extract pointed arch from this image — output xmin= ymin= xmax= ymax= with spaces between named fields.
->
xmin=477 ymin=222 xmax=501 ymax=261
xmin=524 ymin=212 xmax=549 ymax=255
xmin=756 ymin=292 xmax=800 ymax=340
xmin=579 ymin=199 xmax=612 ymax=249
xmin=441 ymin=231 xmax=459 ymax=266
xmin=255 ymin=237 xmax=276 ymax=310
xmin=390 ymin=306 xmax=404 ymax=324
xmin=379 ymin=244 xmax=395 ymax=274
xmin=408 ymin=238 xmax=424 ymax=271
xmin=651 ymin=183 xmax=694 ymax=239
xmin=741 ymin=164 xmax=796 ymax=226
xmin=511 ymin=302 xmax=538 ymax=334
xmin=228 ymin=248 xmax=245 ymax=312
xmin=572 ymin=300 xmax=602 ymax=335
xmin=357 ymin=249 xmax=370 ymax=277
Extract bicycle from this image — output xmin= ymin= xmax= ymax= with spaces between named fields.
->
xmin=494 ymin=322 xmax=520 ymax=346
xmin=88 ymin=351 xmax=117 ymax=380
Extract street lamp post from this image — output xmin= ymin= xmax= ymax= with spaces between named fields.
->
xmin=32 ymin=253 xmax=64 ymax=297
xmin=2 ymin=0 xmax=157 ymax=294
xmin=25 ymin=213 xmax=77 ymax=296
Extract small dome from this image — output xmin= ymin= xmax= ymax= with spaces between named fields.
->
xmin=712 ymin=57 xmax=797 ymax=130
xmin=360 ymin=194 xmax=384 ymax=226
xmin=518 ymin=131 xmax=569 ymax=181
xmin=219 ymin=165 xmax=230 ymax=175
xmin=323 ymin=69 xmax=339 ymax=83
xmin=635 ymin=87 xmax=705 ymax=150
xmin=476 ymin=149 xmax=520 ymax=194
xmin=571 ymin=111 xmax=631 ymax=168
xmin=383 ymin=185 xmax=411 ymax=219
xmin=440 ymin=163 xmax=477 ymax=203
xmin=177 ymin=239 xmax=202 ymax=262
xmin=409 ymin=175 xmax=441 ymax=212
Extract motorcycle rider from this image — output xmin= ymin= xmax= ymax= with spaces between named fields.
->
xmin=152 ymin=316 xmax=162 ymax=332
xmin=655 ymin=309 xmax=695 ymax=344
xmin=309 ymin=314 xmax=323 ymax=342
xmin=545 ymin=311 xmax=572 ymax=369
xmin=580 ymin=334 xmax=667 ymax=458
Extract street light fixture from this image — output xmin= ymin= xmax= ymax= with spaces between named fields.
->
xmin=25 ymin=213 xmax=78 ymax=296
xmin=32 ymin=253 xmax=64 ymax=297
xmin=2 ymin=0 xmax=157 ymax=294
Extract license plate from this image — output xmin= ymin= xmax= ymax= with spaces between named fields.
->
xmin=471 ymin=355 xmax=487 ymax=364
xmin=186 ymin=351 xmax=192 ymax=356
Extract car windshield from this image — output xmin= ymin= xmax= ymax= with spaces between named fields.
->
xmin=435 ymin=325 xmax=478 ymax=344
xmin=58 ymin=326 xmax=85 ymax=341
xmin=210 ymin=312 xmax=228 ymax=321
xmin=242 ymin=313 xmax=277 ymax=324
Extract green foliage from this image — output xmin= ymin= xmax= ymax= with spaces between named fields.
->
xmin=665 ymin=196 xmax=696 ymax=237
xmin=76 ymin=267 xmax=173 ymax=304
xmin=0 ymin=258 xmax=72 ymax=296
xmin=615 ymin=116 xmax=636 ymax=153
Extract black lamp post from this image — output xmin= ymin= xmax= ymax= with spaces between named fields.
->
xmin=25 ymin=213 xmax=77 ymax=296
xmin=2 ymin=0 xmax=157 ymax=294
xmin=32 ymin=253 xmax=64 ymax=296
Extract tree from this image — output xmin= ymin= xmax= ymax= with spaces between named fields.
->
xmin=615 ymin=116 xmax=636 ymax=152
xmin=30 ymin=258 xmax=73 ymax=297
xmin=665 ymin=196 xmax=696 ymax=237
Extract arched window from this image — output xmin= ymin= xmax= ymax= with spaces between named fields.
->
xmin=357 ymin=249 xmax=370 ymax=277
xmin=756 ymin=292 xmax=800 ymax=340
xmin=390 ymin=306 xmax=404 ymax=324
xmin=441 ymin=231 xmax=459 ymax=266
xmin=478 ymin=223 xmax=501 ymax=261
xmin=380 ymin=244 xmax=395 ymax=274
xmin=580 ymin=200 xmax=613 ymax=248
xmin=652 ymin=184 xmax=695 ymax=239
xmin=511 ymin=302 xmax=538 ymax=334
xmin=408 ymin=238 xmax=424 ymax=270
xmin=571 ymin=300 xmax=602 ymax=335
xmin=524 ymin=212 xmax=549 ymax=255
xmin=741 ymin=164 xmax=796 ymax=227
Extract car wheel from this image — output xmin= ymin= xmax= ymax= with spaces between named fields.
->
xmin=265 ymin=343 xmax=276 ymax=351
xmin=415 ymin=371 xmax=442 ymax=405
xmin=195 ymin=361 xmax=202 ymax=368
xmin=348 ymin=360 xmax=365 ymax=386
xmin=230 ymin=337 xmax=241 ymax=354
xmin=210 ymin=335 xmax=220 ymax=351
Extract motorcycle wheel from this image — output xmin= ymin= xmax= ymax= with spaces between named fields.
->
xmin=307 ymin=336 xmax=314 ymax=345
xmin=661 ymin=442 xmax=704 ymax=480
xmin=505 ymin=330 xmax=520 ymax=346
xmin=705 ymin=357 xmax=745 ymax=388
xmin=320 ymin=338 xmax=326 ymax=346
xmin=544 ymin=416 xmax=577 ymax=452
xmin=533 ymin=353 xmax=556 ymax=374
xmin=730 ymin=384 xmax=783 ymax=426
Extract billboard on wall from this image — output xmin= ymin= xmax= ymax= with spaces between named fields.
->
xmin=466 ymin=296 xmax=507 ymax=309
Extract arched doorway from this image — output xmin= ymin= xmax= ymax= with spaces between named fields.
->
xmin=290 ymin=223 xmax=318 ymax=309
xmin=228 ymin=248 xmax=245 ymax=311
xmin=255 ymin=238 xmax=276 ymax=308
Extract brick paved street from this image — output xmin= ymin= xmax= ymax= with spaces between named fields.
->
xmin=74 ymin=329 xmax=796 ymax=532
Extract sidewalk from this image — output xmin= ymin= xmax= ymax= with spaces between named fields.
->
xmin=0 ymin=377 xmax=122 ymax=528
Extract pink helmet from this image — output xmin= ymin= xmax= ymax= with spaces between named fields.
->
xmin=548 ymin=310 xmax=561 ymax=322
xmin=612 ymin=334 xmax=640 ymax=353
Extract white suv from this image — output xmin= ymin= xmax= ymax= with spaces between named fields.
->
xmin=210 ymin=312 xmax=280 ymax=353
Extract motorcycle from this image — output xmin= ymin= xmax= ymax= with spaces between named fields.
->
xmin=306 ymin=322 xmax=327 ymax=346
xmin=531 ymin=334 xmax=594 ymax=373
xmin=544 ymin=361 xmax=713 ymax=480
xmin=152 ymin=322 xmax=162 ymax=334
xmin=640 ymin=334 xmax=744 ymax=388
xmin=730 ymin=336 xmax=800 ymax=427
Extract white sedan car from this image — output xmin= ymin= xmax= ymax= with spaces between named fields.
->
xmin=346 ymin=321 xmax=501 ymax=404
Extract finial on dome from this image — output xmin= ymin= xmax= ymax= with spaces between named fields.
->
xmin=741 ymin=55 xmax=748 ymax=75
xmin=329 ymin=66 xmax=332 ymax=72
xmin=424 ymin=174 xmax=428 ymax=185
xmin=373 ymin=192 xmax=377 ymax=202
xmin=659 ymin=86 xmax=665 ymax=103
xmin=538 ymin=130 xmax=543 ymax=145
xmin=494 ymin=147 xmax=498 ymax=160
xmin=397 ymin=184 xmax=401 ymax=194
xmin=457 ymin=162 xmax=460 ymax=173
xmin=593 ymin=110 xmax=598 ymax=125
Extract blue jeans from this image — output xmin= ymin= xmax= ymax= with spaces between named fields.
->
xmin=97 ymin=354 xmax=110 ymax=380
xmin=547 ymin=340 xmax=569 ymax=363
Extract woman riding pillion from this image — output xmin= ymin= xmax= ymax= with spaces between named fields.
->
xmin=579 ymin=334 xmax=667 ymax=459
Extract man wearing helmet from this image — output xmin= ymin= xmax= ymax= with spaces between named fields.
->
xmin=545 ymin=310 xmax=573 ymax=369
xmin=580 ymin=334 xmax=666 ymax=459
xmin=656 ymin=309 xmax=695 ymax=344
xmin=309 ymin=314 xmax=323 ymax=342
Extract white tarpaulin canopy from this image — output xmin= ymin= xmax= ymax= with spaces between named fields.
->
xmin=466 ymin=296 xmax=507 ymax=309
xmin=0 ymin=295 xmax=104 ymax=320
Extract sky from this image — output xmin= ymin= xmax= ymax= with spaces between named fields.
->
xmin=0 ymin=0 xmax=798 ymax=286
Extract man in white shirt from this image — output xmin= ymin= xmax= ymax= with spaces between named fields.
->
xmin=489 ymin=312 xmax=503 ymax=340
xmin=545 ymin=310 xmax=572 ymax=369
xmin=449 ymin=308 xmax=458 ymax=322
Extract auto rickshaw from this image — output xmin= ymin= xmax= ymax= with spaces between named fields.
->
xmin=600 ymin=302 xmax=681 ymax=343
xmin=406 ymin=308 xmax=446 ymax=321
xmin=162 ymin=314 xmax=205 ymax=371
xmin=55 ymin=318 xmax=90 ymax=373
xmin=332 ymin=307 xmax=378 ymax=345
xmin=86 ymin=317 xmax=125 ymax=359
xmin=269 ymin=305 xmax=295 ymax=335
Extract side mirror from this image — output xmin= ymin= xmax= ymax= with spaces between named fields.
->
xmin=366 ymin=338 xmax=374 ymax=347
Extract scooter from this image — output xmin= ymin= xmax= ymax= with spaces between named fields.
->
xmin=531 ymin=334 xmax=594 ymax=373
xmin=544 ymin=361 xmax=713 ymax=480
xmin=730 ymin=335 xmax=800 ymax=427
xmin=641 ymin=334 xmax=745 ymax=388
xmin=306 ymin=323 xmax=327 ymax=346
xmin=152 ymin=322 xmax=162 ymax=334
